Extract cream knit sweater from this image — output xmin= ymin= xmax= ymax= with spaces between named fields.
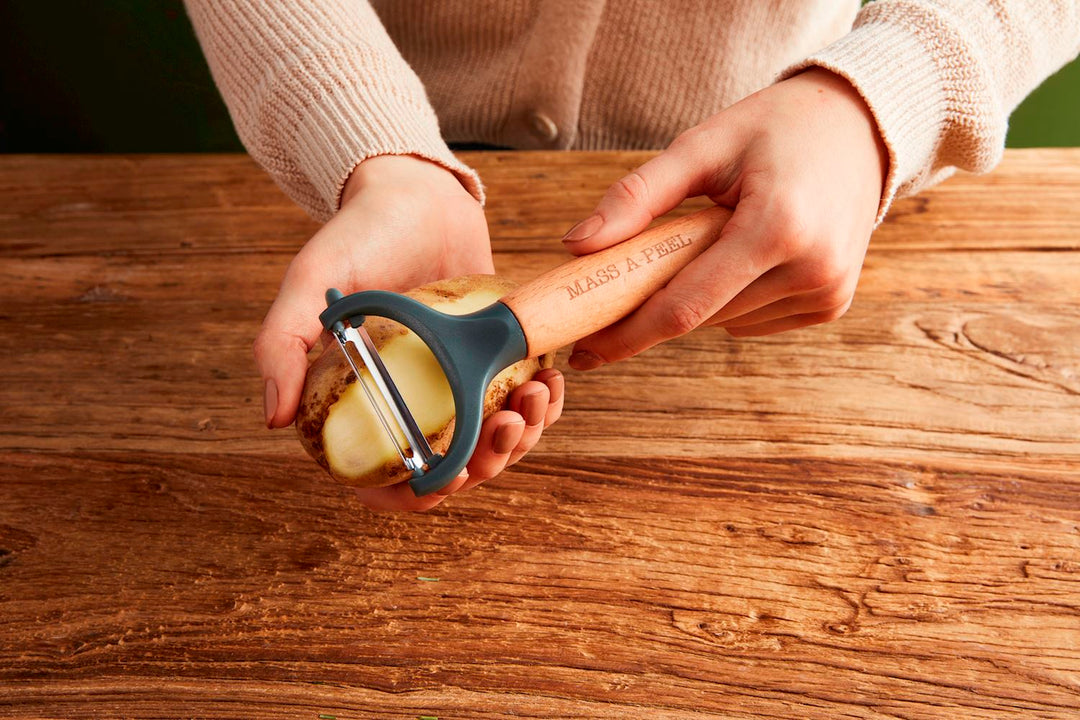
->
xmin=184 ymin=0 xmax=1080 ymax=222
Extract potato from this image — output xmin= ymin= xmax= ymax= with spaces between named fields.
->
xmin=296 ymin=274 xmax=554 ymax=488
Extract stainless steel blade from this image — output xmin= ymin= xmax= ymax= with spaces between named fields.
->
xmin=332 ymin=323 xmax=436 ymax=475
xmin=348 ymin=324 xmax=437 ymax=466
xmin=331 ymin=328 xmax=412 ymax=471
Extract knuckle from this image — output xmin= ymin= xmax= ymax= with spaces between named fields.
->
xmin=668 ymin=128 xmax=702 ymax=155
xmin=252 ymin=323 xmax=309 ymax=376
xmin=817 ymin=298 xmax=854 ymax=323
xmin=817 ymin=281 xmax=854 ymax=309
xmin=660 ymin=296 xmax=710 ymax=336
xmin=608 ymin=171 xmax=651 ymax=206
xmin=609 ymin=330 xmax=643 ymax=361
xmin=544 ymin=408 xmax=562 ymax=429
xmin=816 ymin=308 xmax=842 ymax=324
xmin=834 ymin=297 xmax=855 ymax=318
xmin=764 ymin=201 xmax=810 ymax=260
xmin=252 ymin=327 xmax=274 ymax=363
xmin=801 ymin=251 xmax=848 ymax=291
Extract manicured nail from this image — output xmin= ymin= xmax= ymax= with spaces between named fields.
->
xmin=522 ymin=389 xmax=547 ymax=427
xmin=562 ymin=214 xmax=603 ymax=243
xmin=263 ymin=378 xmax=278 ymax=428
xmin=547 ymin=372 xmax=565 ymax=404
xmin=568 ymin=350 xmax=604 ymax=371
xmin=493 ymin=420 xmax=525 ymax=455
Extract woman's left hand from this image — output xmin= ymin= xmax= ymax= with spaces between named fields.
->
xmin=560 ymin=68 xmax=889 ymax=371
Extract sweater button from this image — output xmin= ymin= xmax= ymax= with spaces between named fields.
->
xmin=527 ymin=111 xmax=559 ymax=142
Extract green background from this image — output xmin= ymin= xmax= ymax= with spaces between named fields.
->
xmin=1 ymin=1 xmax=1077 ymax=153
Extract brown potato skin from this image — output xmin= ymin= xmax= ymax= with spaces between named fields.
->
xmin=296 ymin=275 xmax=555 ymax=488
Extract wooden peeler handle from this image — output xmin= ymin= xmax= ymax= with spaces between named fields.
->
xmin=501 ymin=205 xmax=733 ymax=358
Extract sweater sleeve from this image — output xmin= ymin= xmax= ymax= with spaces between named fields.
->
xmin=781 ymin=0 xmax=1080 ymax=220
xmin=183 ymin=0 xmax=483 ymax=222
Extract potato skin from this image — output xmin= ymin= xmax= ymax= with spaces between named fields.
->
xmin=296 ymin=275 xmax=554 ymax=488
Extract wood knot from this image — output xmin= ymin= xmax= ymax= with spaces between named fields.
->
xmin=825 ymin=622 xmax=858 ymax=635
xmin=760 ymin=523 xmax=828 ymax=545
xmin=1053 ymin=560 xmax=1079 ymax=573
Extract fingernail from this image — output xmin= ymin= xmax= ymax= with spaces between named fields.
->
xmin=548 ymin=372 xmax=565 ymax=404
xmin=493 ymin=420 xmax=525 ymax=455
xmin=562 ymin=214 xmax=603 ymax=243
xmin=523 ymin=389 xmax=546 ymax=427
xmin=263 ymin=378 xmax=278 ymax=428
xmin=568 ymin=350 xmax=604 ymax=371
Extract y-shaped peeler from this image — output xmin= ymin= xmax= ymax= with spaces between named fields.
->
xmin=320 ymin=205 xmax=732 ymax=496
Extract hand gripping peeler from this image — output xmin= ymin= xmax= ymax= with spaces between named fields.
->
xmin=320 ymin=205 xmax=732 ymax=496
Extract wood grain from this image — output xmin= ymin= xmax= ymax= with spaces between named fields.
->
xmin=1 ymin=151 xmax=1079 ymax=718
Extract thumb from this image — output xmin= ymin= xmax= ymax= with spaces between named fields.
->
xmin=560 ymin=136 xmax=724 ymax=255
xmin=253 ymin=262 xmax=327 ymax=429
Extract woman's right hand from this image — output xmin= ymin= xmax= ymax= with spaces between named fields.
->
xmin=254 ymin=155 xmax=564 ymax=511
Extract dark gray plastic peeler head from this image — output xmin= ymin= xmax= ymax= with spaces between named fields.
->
xmin=320 ymin=288 xmax=527 ymax=496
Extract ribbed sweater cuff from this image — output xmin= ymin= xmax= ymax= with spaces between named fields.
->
xmin=292 ymin=70 xmax=485 ymax=222
xmin=780 ymin=19 xmax=948 ymax=223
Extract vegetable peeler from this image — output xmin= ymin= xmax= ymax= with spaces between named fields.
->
xmin=320 ymin=205 xmax=732 ymax=496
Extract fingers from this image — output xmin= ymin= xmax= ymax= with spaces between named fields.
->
xmin=461 ymin=372 xmax=563 ymax=490
xmin=459 ymin=370 xmax=564 ymax=492
xmin=561 ymin=132 xmax=734 ymax=255
xmin=353 ymin=480 xmax=451 ymax=512
xmin=354 ymin=370 xmax=566 ymax=510
xmin=725 ymin=304 xmax=852 ymax=337
xmin=717 ymin=291 xmax=850 ymax=329
xmin=565 ymin=167 xmax=869 ymax=369
xmin=465 ymin=410 xmax=526 ymax=486
xmin=568 ymin=199 xmax=770 ymax=368
xmin=353 ymin=467 xmax=470 ymax=512
xmin=705 ymin=262 xmax=858 ymax=329
xmin=533 ymin=368 xmax=565 ymax=428
xmin=433 ymin=469 xmax=471 ymax=498
xmin=505 ymin=380 xmax=551 ymax=465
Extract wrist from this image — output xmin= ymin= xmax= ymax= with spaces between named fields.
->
xmin=793 ymin=67 xmax=889 ymax=196
xmin=341 ymin=154 xmax=468 ymax=207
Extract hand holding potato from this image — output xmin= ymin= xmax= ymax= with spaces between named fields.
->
xmin=254 ymin=154 xmax=564 ymax=511
xmin=561 ymin=68 xmax=889 ymax=370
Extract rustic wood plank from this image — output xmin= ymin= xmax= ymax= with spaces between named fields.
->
xmin=479 ymin=148 xmax=1080 ymax=252
xmin=0 ymin=151 xmax=1078 ymax=718
xmin=1 ymin=452 xmax=1078 ymax=718
xmin=0 ymin=453 xmax=1075 ymax=716
xmin=1 ymin=150 xmax=1078 ymax=260
xmin=2 ymin=271 xmax=1076 ymax=461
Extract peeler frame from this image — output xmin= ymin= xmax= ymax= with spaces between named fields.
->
xmin=320 ymin=289 xmax=528 ymax=496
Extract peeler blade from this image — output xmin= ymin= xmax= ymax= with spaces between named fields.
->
xmin=331 ymin=323 xmax=438 ymax=477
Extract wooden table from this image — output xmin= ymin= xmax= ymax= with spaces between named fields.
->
xmin=1 ymin=150 xmax=1078 ymax=718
